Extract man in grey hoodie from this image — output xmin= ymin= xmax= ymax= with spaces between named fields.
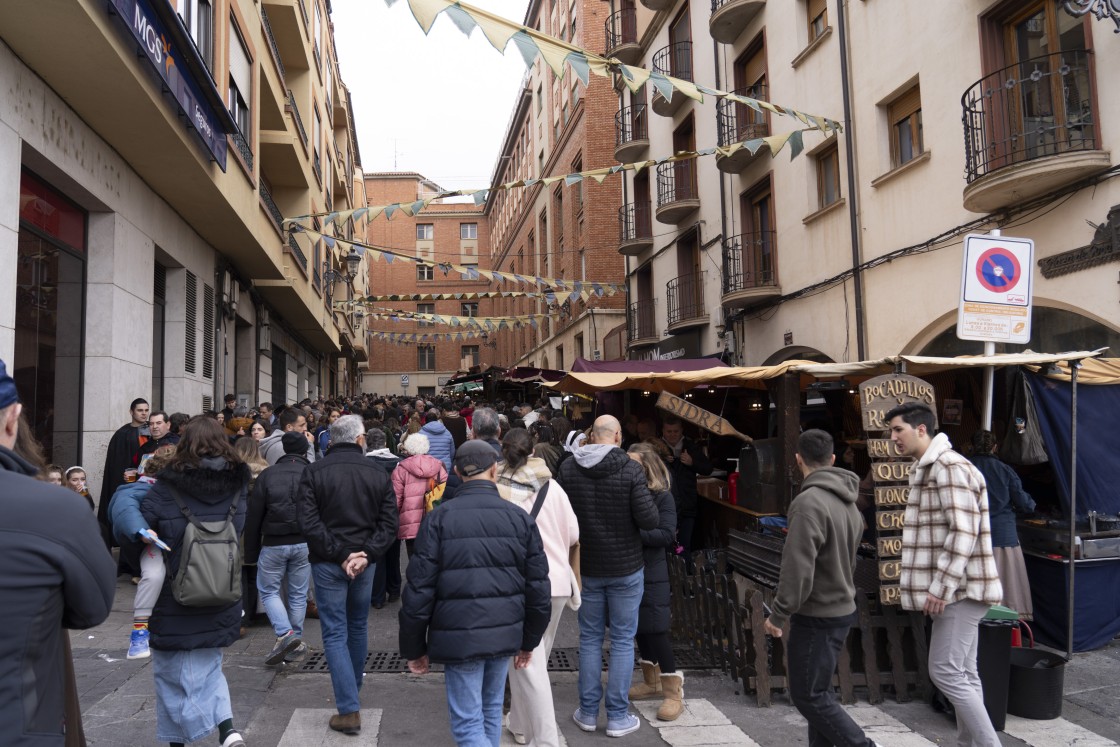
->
xmin=557 ymin=415 xmax=659 ymax=738
xmin=260 ymin=408 xmax=316 ymax=465
xmin=764 ymin=429 xmax=878 ymax=747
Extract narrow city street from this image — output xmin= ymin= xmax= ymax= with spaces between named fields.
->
xmin=74 ymin=575 xmax=1120 ymax=747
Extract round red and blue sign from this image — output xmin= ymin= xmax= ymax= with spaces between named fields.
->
xmin=975 ymin=247 xmax=1022 ymax=294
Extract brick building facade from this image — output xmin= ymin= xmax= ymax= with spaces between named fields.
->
xmin=360 ymin=173 xmax=492 ymax=396
xmin=485 ymin=0 xmax=627 ymax=369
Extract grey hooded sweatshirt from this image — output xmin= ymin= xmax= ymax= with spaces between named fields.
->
xmin=770 ymin=466 xmax=863 ymax=628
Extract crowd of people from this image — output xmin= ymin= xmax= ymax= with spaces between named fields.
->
xmin=0 ymin=353 xmax=1029 ymax=747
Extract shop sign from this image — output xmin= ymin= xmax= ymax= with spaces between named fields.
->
xmin=108 ymin=0 xmax=228 ymax=169
xmin=655 ymin=392 xmax=752 ymax=442
xmin=878 ymin=536 xmax=903 ymax=557
xmin=657 ymin=330 xmax=701 ymax=361
xmin=871 ymin=461 xmax=913 ymax=482
xmin=859 ymin=374 xmax=937 ymax=432
xmin=875 ymin=510 xmax=905 ymax=531
xmin=875 ymin=486 xmax=909 ymax=507
xmin=880 ymin=585 xmax=901 ymax=605
xmin=879 ymin=559 xmax=902 ymax=581
xmin=957 ymin=233 xmax=1034 ymax=344
xmin=867 ymin=439 xmax=907 ymax=459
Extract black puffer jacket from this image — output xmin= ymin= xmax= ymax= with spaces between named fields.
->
xmin=244 ymin=454 xmax=308 ymax=563
xmin=638 ymin=488 xmax=677 ymax=635
xmin=556 ymin=444 xmax=659 ymax=577
xmin=298 ymin=442 xmax=398 ymax=565
xmin=399 ymin=479 xmax=551 ymax=664
xmin=665 ymin=436 xmax=713 ymax=518
xmin=140 ymin=459 xmax=249 ymax=651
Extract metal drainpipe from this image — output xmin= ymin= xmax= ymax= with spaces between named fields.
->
xmin=836 ymin=0 xmax=866 ymax=360
xmin=713 ymin=34 xmax=730 ymax=356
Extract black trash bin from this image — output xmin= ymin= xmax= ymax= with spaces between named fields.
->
xmin=976 ymin=614 xmax=1014 ymax=731
xmin=1007 ymin=648 xmax=1066 ymax=720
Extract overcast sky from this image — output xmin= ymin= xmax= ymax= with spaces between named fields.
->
xmin=331 ymin=0 xmax=531 ymax=193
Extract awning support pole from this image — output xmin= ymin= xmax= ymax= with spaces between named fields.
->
xmin=1067 ymin=360 xmax=1079 ymax=660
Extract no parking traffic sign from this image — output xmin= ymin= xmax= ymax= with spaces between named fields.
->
xmin=957 ymin=234 xmax=1034 ymax=344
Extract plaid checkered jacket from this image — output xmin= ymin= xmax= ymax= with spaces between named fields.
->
xmin=899 ymin=433 xmax=1003 ymax=611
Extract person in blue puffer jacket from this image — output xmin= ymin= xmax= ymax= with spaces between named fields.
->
xmin=108 ymin=445 xmax=176 ymax=661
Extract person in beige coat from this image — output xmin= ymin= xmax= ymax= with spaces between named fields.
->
xmin=496 ymin=429 xmax=580 ymax=747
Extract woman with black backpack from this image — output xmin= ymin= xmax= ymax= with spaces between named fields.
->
xmin=140 ymin=416 xmax=250 ymax=747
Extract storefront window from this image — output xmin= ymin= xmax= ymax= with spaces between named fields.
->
xmin=15 ymin=170 xmax=87 ymax=466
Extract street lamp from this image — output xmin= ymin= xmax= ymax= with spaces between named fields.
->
xmin=323 ymin=250 xmax=362 ymax=305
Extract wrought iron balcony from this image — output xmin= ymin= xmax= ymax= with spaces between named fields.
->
xmin=287 ymin=233 xmax=308 ymax=272
xmin=639 ymin=0 xmax=674 ymax=11
xmin=715 ymin=84 xmax=769 ymax=173
xmin=614 ymin=104 xmax=649 ymax=163
xmin=287 ymin=89 xmax=308 ymax=146
xmin=709 ymin=0 xmax=766 ymax=44
xmin=259 ymin=181 xmax=284 ymax=234
xmin=722 ymin=231 xmax=780 ymax=306
xmin=651 ymin=41 xmax=693 ymax=116
xmin=628 ymin=299 xmax=658 ymax=346
xmin=618 ymin=202 xmax=653 ymax=256
xmin=667 ymin=271 xmax=708 ymax=331
xmin=605 ymin=8 xmax=641 ymax=65
xmin=961 ymin=49 xmax=1108 ymax=213
xmin=655 ymin=160 xmax=700 ymax=224
xmin=231 ymin=129 xmax=253 ymax=171
xmin=261 ymin=8 xmax=285 ymax=84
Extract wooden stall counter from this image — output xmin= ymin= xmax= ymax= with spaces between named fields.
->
xmin=696 ymin=477 xmax=780 ymax=548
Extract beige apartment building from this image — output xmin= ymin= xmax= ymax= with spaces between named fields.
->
xmin=0 ymin=0 xmax=367 ymax=495
xmin=613 ymin=0 xmax=1120 ymax=365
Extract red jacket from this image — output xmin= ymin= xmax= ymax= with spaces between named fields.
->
xmin=392 ymin=454 xmax=447 ymax=540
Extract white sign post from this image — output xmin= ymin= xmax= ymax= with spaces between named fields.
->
xmin=957 ymin=233 xmax=1035 ymax=344
xmin=958 ymin=232 xmax=1034 ymax=429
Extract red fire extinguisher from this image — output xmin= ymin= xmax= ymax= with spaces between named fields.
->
xmin=728 ymin=471 xmax=739 ymax=505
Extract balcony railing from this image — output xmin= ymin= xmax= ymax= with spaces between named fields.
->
xmin=716 ymin=84 xmax=769 ymax=146
xmin=723 ymin=231 xmax=778 ymax=295
xmin=313 ymin=151 xmax=322 ymax=183
xmin=261 ymin=8 xmax=285 ymax=83
xmin=667 ymin=271 xmax=706 ymax=326
xmin=652 ymin=41 xmax=693 ymax=81
xmin=605 ymin=8 xmax=638 ymax=52
xmin=259 ymin=181 xmax=283 ymax=232
xmin=628 ymin=299 xmax=657 ymax=343
xmin=287 ymin=233 xmax=308 ymax=272
xmin=287 ymin=89 xmax=308 ymax=145
xmin=962 ymin=50 xmax=1097 ymax=183
xmin=232 ymin=129 xmax=253 ymax=170
xmin=656 ymin=160 xmax=698 ymax=206
xmin=619 ymin=202 xmax=653 ymax=244
xmin=615 ymin=104 xmax=648 ymax=147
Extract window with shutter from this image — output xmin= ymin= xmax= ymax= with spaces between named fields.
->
xmin=808 ymin=0 xmax=827 ymax=41
xmin=228 ymin=21 xmax=251 ymax=135
xmin=185 ymin=271 xmax=198 ymax=375
xmin=888 ymin=85 xmax=923 ymax=167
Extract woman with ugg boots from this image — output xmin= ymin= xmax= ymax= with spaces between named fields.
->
xmin=626 ymin=443 xmax=684 ymax=721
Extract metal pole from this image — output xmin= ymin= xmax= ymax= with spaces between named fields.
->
xmin=1067 ymin=361 xmax=1079 ymax=660
xmin=980 ymin=229 xmax=1000 ymax=430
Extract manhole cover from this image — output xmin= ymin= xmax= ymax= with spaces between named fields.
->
xmin=294 ymin=645 xmax=717 ymax=674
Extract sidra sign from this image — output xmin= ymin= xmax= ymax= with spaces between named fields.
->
xmin=108 ymin=0 xmax=228 ymax=169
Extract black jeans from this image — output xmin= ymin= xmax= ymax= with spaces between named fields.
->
xmin=787 ymin=613 xmax=873 ymax=747
xmin=371 ymin=539 xmax=401 ymax=604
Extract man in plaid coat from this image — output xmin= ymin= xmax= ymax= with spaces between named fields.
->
xmin=887 ymin=402 xmax=1002 ymax=747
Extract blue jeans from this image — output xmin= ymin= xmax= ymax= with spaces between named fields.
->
xmin=311 ymin=561 xmax=375 ymax=714
xmin=444 ymin=656 xmax=510 ymax=747
xmin=257 ymin=543 xmax=310 ymax=638
xmin=577 ymin=569 xmax=644 ymax=720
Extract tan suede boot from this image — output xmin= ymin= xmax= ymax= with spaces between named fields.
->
xmin=657 ymin=672 xmax=684 ymax=721
xmin=628 ymin=659 xmax=662 ymax=700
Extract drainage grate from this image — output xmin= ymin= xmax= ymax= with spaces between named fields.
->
xmin=295 ymin=646 xmax=717 ymax=674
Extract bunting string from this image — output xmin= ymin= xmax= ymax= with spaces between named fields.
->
xmin=283 ymin=131 xmax=822 ymax=228
xmin=293 ymin=227 xmax=625 ymax=295
xmin=367 ymin=329 xmax=490 ymax=344
xmin=342 ymin=290 xmax=562 ymax=302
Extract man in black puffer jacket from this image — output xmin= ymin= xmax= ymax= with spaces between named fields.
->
xmin=400 ymin=440 xmax=551 ymax=747
xmin=557 ymin=415 xmax=659 ymax=738
xmin=245 ymin=432 xmax=311 ymax=666
xmin=298 ymin=415 xmax=398 ymax=736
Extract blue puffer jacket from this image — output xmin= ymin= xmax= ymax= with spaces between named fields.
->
xmin=108 ymin=479 xmax=155 ymax=545
xmin=420 ymin=420 xmax=455 ymax=474
xmin=399 ymin=479 xmax=551 ymax=664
